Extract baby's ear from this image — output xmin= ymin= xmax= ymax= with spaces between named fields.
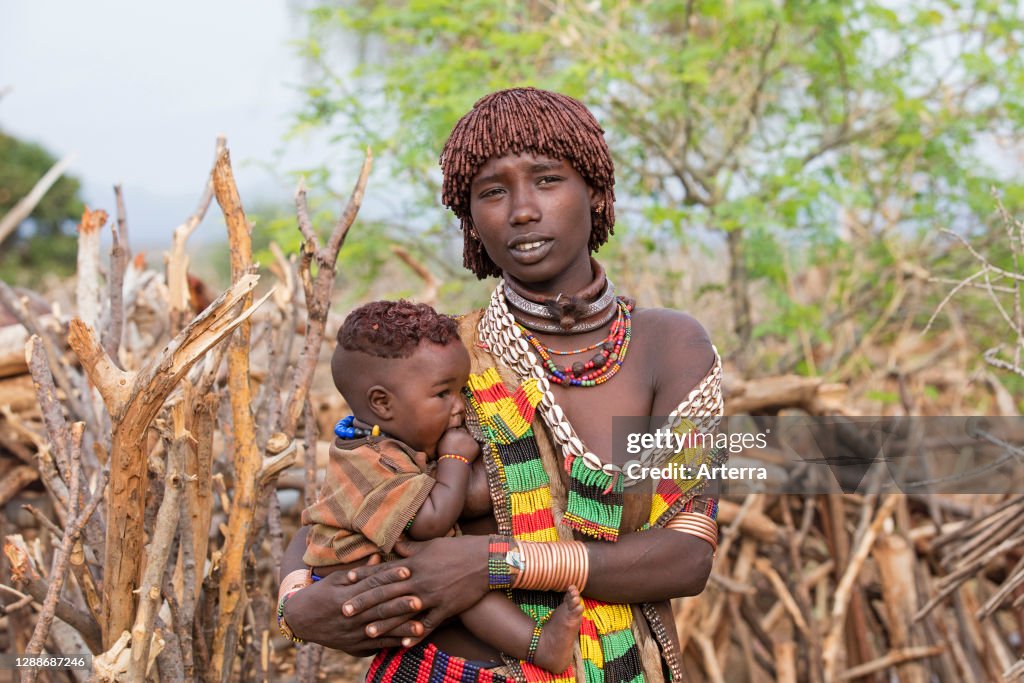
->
xmin=366 ymin=385 xmax=393 ymax=421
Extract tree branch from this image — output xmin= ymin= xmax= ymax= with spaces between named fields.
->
xmin=0 ymin=152 xmax=77 ymax=248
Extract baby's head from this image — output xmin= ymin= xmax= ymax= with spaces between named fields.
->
xmin=331 ymin=300 xmax=470 ymax=457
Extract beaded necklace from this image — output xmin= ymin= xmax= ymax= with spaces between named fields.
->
xmin=334 ymin=415 xmax=382 ymax=440
xmin=479 ymin=282 xmax=726 ymax=487
xmin=518 ymin=298 xmax=632 ymax=386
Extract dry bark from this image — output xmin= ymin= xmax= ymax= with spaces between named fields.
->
xmin=68 ymin=271 xmax=269 ymax=647
xmin=210 ymin=146 xmax=262 ymax=682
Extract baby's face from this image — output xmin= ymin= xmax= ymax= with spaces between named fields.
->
xmin=385 ymin=340 xmax=471 ymax=457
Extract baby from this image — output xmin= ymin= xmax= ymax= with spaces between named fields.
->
xmin=302 ymin=300 xmax=582 ymax=673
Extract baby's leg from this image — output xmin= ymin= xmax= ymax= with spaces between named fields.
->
xmin=460 ymin=587 xmax=583 ymax=674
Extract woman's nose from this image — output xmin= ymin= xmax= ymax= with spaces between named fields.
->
xmin=510 ymin=192 xmax=541 ymax=225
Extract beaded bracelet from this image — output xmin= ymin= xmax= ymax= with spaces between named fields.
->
xmin=439 ymin=453 xmax=470 ymax=465
xmin=526 ymin=624 xmax=543 ymax=663
xmin=277 ymin=590 xmax=305 ymax=644
xmin=511 ymin=541 xmax=589 ymax=592
xmin=488 ymin=535 xmax=515 ymax=590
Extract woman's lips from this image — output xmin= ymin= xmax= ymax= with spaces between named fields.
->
xmin=508 ymin=238 xmax=554 ymax=264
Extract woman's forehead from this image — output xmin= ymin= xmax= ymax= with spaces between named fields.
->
xmin=472 ymin=152 xmax=576 ymax=180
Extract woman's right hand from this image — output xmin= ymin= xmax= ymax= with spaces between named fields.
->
xmin=341 ymin=535 xmax=490 ymax=642
xmin=283 ymin=561 xmax=427 ymax=654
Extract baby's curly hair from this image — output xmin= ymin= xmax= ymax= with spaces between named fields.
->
xmin=337 ymin=299 xmax=459 ymax=359
xmin=440 ymin=87 xmax=617 ymax=279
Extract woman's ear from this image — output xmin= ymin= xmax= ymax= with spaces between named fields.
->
xmin=366 ymin=385 xmax=393 ymax=421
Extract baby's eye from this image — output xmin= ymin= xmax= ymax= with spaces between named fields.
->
xmin=436 ymin=389 xmax=451 ymax=398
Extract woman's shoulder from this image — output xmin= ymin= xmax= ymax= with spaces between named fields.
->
xmin=632 ymin=307 xmax=713 ymax=349
xmin=632 ymin=307 xmax=717 ymax=400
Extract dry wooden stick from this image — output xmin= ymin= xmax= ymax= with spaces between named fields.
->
xmin=185 ymin=390 xmax=216 ymax=595
xmin=873 ymin=533 xmax=928 ymax=683
xmin=693 ymin=631 xmax=727 ymax=683
xmin=837 ymin=645 xmax=945 ymax=681
xmin=67 ymin=272 xmax=268 ymax=647
xmin=390 ymin=244 xmax=439 ymax=305
xmin=916 ymin=534 xmax=1024 ymax=620
xmin=168 ymin=137 xmax=223 ymax=334
xmin=75 ymin=208 xmax=107 ymax=331
xmin=127 ymin=403 xmax=188 ymax=680
xmin=210 ymin=145 xmax=262 ymax=683
xmin=753 ymin=557 xmax=811 ymax=639
xmin=0 ymin=465 xmax=38 ymax=507
xmin=0 ymin=283 xmax=92 ymax=446
xmin=822 ymin=494 xmax=901 ymax=683
xmin=0 ymin=152 xmax=76 ymax=248
xmin=24 ymin=337 xmax=73 ymax=522
xmin=103 ymin=187 xmax=129 ymax=365
xmin=977 ymin=552 xmax=1024 ymax=619
xmin=283 ymin=149 xmax=372 ymax=437
xmin=22 ymin=424 xmax=106 ymax=680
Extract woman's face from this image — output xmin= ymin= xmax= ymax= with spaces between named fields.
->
xmin=469 ymin=152 xmax=596 ymax=292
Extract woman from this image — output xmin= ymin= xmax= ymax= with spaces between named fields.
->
xmin=279 ymin=87 xmax=724 ymax=682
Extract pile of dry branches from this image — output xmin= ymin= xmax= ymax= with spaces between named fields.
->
xmin=0 ymin=139 xmax=370 ymax=681
xmin=676 ymin=491 xmax=1024 ymax=682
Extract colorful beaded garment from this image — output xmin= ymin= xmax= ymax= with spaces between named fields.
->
xmin=366 ymin=642 xmax=510 ymax=683
xmin=462 ymin=306 xmax=726 ymax=682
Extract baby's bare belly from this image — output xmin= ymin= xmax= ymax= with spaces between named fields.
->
xmin=425 ymin=622 xmax=502 ymax=664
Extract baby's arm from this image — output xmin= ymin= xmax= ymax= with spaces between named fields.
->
xmin=407 ymin=428 xmax=480 ymax=540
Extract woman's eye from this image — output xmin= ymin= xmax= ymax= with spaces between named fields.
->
xmin=480 ymin=187 xmax=504 ymax=198
xmin=538 ymin=176 xmax=562 ymax=186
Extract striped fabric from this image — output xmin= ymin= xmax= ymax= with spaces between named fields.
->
xmin=367 ymin=643 xmax=510 ymax=683
xmin=302 ymin=438 xmax=435 ymax=567
xmin=466 ymin=374 xmax=643 ymax=683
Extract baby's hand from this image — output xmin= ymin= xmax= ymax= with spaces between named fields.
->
xmin=437 ymin=428 xmax=481 ymax=463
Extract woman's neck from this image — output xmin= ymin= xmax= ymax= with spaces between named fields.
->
xmin=504 ymin=255 xmax=597 ymax=300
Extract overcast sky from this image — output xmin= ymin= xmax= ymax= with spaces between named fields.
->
xmin=1 ymin=1 xmax=330 ymax=248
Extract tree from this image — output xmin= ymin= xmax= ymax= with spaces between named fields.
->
xmin=0 ymin=131 xmax=84 ymax=239
xmin=293 ymin=0 xmax=1024 ymax=370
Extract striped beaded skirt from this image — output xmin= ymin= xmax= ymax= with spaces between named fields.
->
xmin=366 ymin=643 xmax=512 ymax=683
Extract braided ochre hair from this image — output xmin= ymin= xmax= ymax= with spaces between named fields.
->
xmin=440 ymin=87 xmax=616 ymax=278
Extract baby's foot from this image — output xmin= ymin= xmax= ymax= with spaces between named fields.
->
xmin=532 ymin=586 xmax=584 ymax=674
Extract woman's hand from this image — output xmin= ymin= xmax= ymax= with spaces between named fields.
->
xmin=283 ymin=560 xmax=427 ymax=654
xmin=343 ymin=535 xmax=490 ymax=643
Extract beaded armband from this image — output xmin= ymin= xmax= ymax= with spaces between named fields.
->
xmin=488 ymin=535 xmax=515 ymax=590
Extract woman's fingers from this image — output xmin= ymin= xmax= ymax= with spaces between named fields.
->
xmin=346 ymin=560 xmax=409 ymax=584
xmin=415 ymin=606 xmax=448 ymax=637
xmin=342 ymin=575 xmax=416 ymax=616
xmin=361 ymin=595 xmax=423 ymax=625
xmin=365 ymin=613 xmax=425 ymax=639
